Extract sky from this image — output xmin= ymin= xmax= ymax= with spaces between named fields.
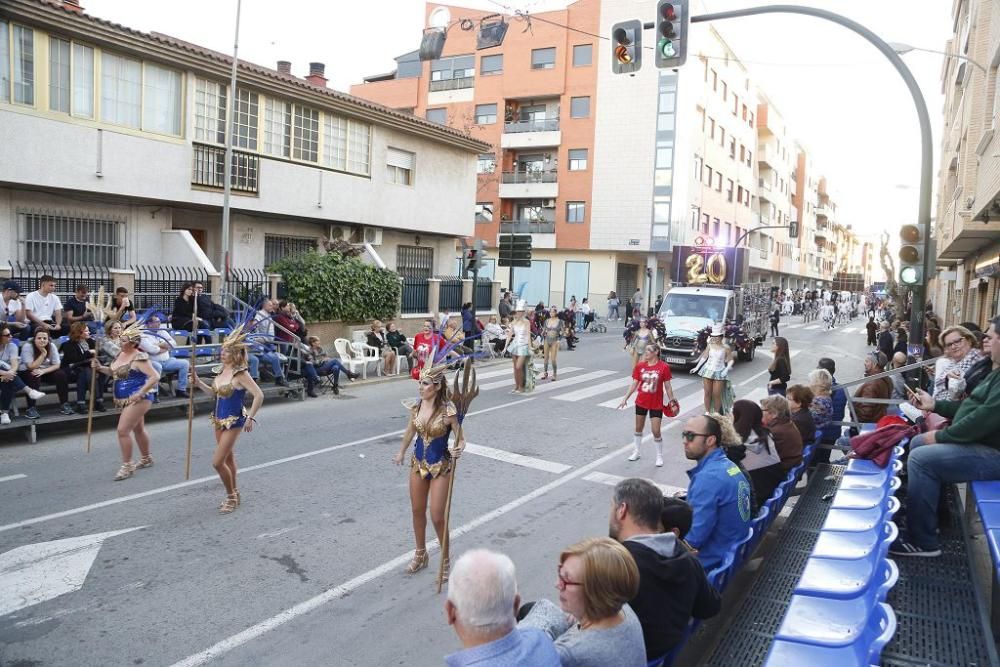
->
xmin=83 ymin=0 xmax=953 ymax=251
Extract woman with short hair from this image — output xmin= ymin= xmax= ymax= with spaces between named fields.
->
xmin=786 ymin=384 xmax=817 ymax=445
xmin=808 ymin=368 xmax=834 ymax=432
xmin=933 ymin=325 xmax=983 ymax=401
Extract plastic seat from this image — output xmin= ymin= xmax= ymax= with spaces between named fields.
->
xmin=844 ymin=457 xmax=902 ymax=478
xmin=765 ymin=603 xmax=896 ymax=667
xmin=831 ymin=487 xmax=887 ymax=511
xmin=839 ymin=475 xmax=901 ymax=493
xmin=812 ymin=521 xmax=897 ymax=560
xmin=972 ymin=480 xmax=1000 ymax=503
xmin=749 ymin=505 xmax=770 ymax=551
xmin=707 ymin=550 xmax=736 ymax=592
xmin=823 ymin=496 xmax=899 ymax=533
xmin=796 ymin=555 xmax=898 ymax=600
xmin=732 ymin=527 xmax=755 ymax=570
xmin=977 ymin=502 xmax=1000 ymax=529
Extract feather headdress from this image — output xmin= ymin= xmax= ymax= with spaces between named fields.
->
xmin=118 ymin=318 xmax=145 ymax=343
xmin=221 ymin=323 xmax=249 ymax=353
xmin=86 ymin=286 xmax=114 ymax=324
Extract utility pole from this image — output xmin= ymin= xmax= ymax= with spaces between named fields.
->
xmin=220 ymin=0 xmax=243 ymax=291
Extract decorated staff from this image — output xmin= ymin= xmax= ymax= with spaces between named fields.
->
xmin=184 ymin=294 xmax=199 ymax=479
xmin=84 ymin=287 xmax=114 ymax=454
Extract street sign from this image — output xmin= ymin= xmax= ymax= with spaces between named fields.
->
xmin=498 ymin=234 xmax=532 ymax=267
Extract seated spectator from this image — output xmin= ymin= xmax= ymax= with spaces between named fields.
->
xmin=170 ymin=282 xmax=210 ymax=334
xmin=24 ymin=275 xmax=63 ymax=337
xmin=2 ymin=281 xmax=30 ymax=341
xmin=63 ymin=284 xmax=100 ymax=335
xmin=0 ymin=325 xmax=46 ymax=424
xmin=484 ymin=315 xmax=506 ymax=354
xmin=299 ymin=335 xmax=359 ymax=397
xmin=99 ymin=320 xmax=123 ymax=365
xmin=731 ymin=400 xmax=784 ymax=507
xmin=891 ymin=316 xmax=1000 ymax=557
xmin=810 ymin=365 xmax=840 ymax=451
xmin=273 ymin=300 xmax=304 ymax=344
xmin=59 ymin=321 xmax=107 ymax=413
xmin=889 ymin=352 xmax=909 ymax=401
xmin=140 ymin=314 xmax=190 ymax=399
xmin=366 ymin=320 xmax=397 ymax=376
xmin=682 ymin=413 xmax=753 ymax=570
xmin=19 ymin=329 xmax=73 ymax=418
xmin=385 ymin=321 xmax=413 ymax=373
xmin=105 ymin=287 xmax=136 ymax=323
xmin=193 ymin=280 xmax=231 ymax=329
xmin=933 ymin=325 xmax=983 ymax=401
xmin=760 ymin=395 xmax=803 ymax=471
xmin=608 ymin=478 xmax=721 ymax=660
xmin=444 ymin=549 xmax=560 ymax=667
xmin=250 ymin=300 xmax=288 ymax=386
xmin=786 ymin=384 xmax=816 ymax=445
xmin=519 ymin=537 xmax=646 ymax=667
xmin=443 ymin=317 xmax=471 ymax=355
xmin=854 ymin=351 xmax=893 ymax=424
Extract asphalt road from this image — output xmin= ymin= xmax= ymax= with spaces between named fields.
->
xmin=0 ymin=316 xmax=873 ymax=666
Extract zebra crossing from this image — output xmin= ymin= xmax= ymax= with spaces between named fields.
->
xmin=781 ymin=322 xmax=862 ymax=334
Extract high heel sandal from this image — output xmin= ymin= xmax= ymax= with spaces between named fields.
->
xmin=114 ymin=462 xmax=135 ymax=481
xmin=219 ymin=493 xmax=239 ymax=514
xmin=234 ymin=489 xmax=241 ymax=506
xmin=405 ymin=548 xmax=429 ymax=574
xmin=136 ymin=455 xmax=154 ymax=469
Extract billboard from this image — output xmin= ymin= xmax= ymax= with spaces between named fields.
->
xmin=670 ymin=245 xmax=748 ymax=286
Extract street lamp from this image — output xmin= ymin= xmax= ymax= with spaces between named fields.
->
xmin=888 ymin=41 xmax=988 ymax=75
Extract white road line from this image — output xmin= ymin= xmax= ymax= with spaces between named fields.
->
xmin=841 ymin=327 xmax=858 ymax=334
xmin=783 ymin=323 xmax=804 ymax=329
xmin=551 ymin=376 xmax=633 ymax=402
xmin=0 ymin=474 xmax=27 ymax=483
xmin=524 ymin=370 xmax=617 ymax=395
xmin=256 ymin=526 xmax=301 ymax=540
xmin=805 ymin=324 xmax=822 ymax=330
xmin=478 ymin=367 xmax=584 ymax=391
xmin=474 ymin=366 xmax=582 ymax=381
xmin=583 ymin=471 xmax=686 ymax=496
xmin=739 ymin=369 xmax=771 ymax=387
xmin=464 ymin=442 xmax=571 ymax=474
xmin=595 ymin=377 xmax=697 ymax=409
xmin=0 ymin=397 xmax=536 ymax=535
xmin=756 ymin=349 xmax=801 ymax=360
xmin=169 ymin=439 xmax=640 ymax=667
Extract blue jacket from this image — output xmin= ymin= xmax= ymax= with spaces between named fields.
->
xmin=822 ymin=375 xmax=847 ymax=442
xmin=462 ymin=308 xmax=475 ymax=333
xmin=686 ymin=448 xmax=753 ymax=571
xmin=445 ymin=627 xmax=560 ymax=667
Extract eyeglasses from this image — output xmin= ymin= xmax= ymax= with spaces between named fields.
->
xmin=943 ymin=338 xmax=965 ymax=349
xmin=0 ymin=332 xmax=9 ymax=337
xmin=556 ymin=567 xmax=583 ymax=589
xmin=682 ymin=431 xmax=710 ymax=442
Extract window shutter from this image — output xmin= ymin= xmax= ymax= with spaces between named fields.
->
xmin=387 ymin=148 xmax=415 ymax=170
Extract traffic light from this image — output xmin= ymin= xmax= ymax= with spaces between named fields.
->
xmin=498 ymin=234 xmax=532 ymax=267
xmin=789 ymin=220 xmax=799 ymax=239
xmin=610 ymin=20 xmax=642 ymax=74
xmin=464 ymin=240 xmax=488 ymax=275
xmin=898 ymin=223 xmax=924 ymax=286
xmin=654 ymin=0 xmax=688 ymax=69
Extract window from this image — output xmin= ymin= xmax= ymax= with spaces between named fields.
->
xmin=477 ymin=153 xmax=496 ymax=174
xmin=481 ymin=54 xmax=503 ymax=75
xmin=656 ymin=144 xmax=672 ymax=168
xmin=386 ymin=147 xmax=415 ymax=185
xmin=475 ymin=103 xmax=497 ymax=124
xmin=264 ymin=235 xmax=316 ymax=268
xmin=564 ymin=262 xmax=590 ymax=307
xmin=426 ymin=107 xmax=447 ymax=124
xmin=0 ymin=21 xmax=8 ymax=103
xmin=292 ymin=104 xmax=319 ymax=162
xmin=49 ymin=37 xmax=70 ymax=113
xmin=322 ymin=113 xmax=371 ymax=176
xmin=566 ymin=201 xmax=586 ymax=223
xmin=719 ymin=126 xmax=725 ymax=147
xmin=264 ymin=97 xmax=291 ymax=158
xmin=430 ymin=55 xmax=474 ymax=81
xmin=746 ymin=149 xmax=752 ymax=167
xmin=18 ymin=210 xmax=124 ymax=266
xmin=72 ymin=43 xmax=94 ymax=118
xmin=570 ymin=96 xmax=590 ymax=118
xmin=748 ymin=111 xmax=754 ymax=128
xmin=726 ymin=179 xmax=734 ymax=202
xmin=715 ymin=172 xmax=722 ymax=191
xmin=195 ymin=78 xmax=226 ymax=144
xmin=347 ymin=118 xmax=372 ymax=175
xmin=232 ymin=88 xmax=259 ymax=150
xmin=732 ymin=93 xmax=739 ymax=116
xmin=101 ymin=52 xmax=141 ymax=128
xmin=397 ymin=245 xmax=434 ymax=279
xmin=572 ymin=44 xmax=592 ymax=67
xmin=531 ymin=47 xmax=556 ymax=70
xmin=739 ymin=145 xmax=745 ymax=162
xmin=721 ymin=81 xmax=727 ymax=100
xmin=142 ymin=63 xmax=182 ymax=135
xmin=729 ymin=138 xmax=736 ymax=159
xmin=737 ymin=185 xmax=744 ymax=203
xmin=742 ymin=104 xmax=747 ymax=120
xmin=475 ymin=202 xmax=493 ymax=224
xmin=711 ymin=69 xmax=717 ymax=91
xmin=568 ymin=148 xmax=588 ymax=171
xmin=704 ymin=165 xmax=713 ymax=186
xmin=396 ymin=52 xmax=422 ymax=79
xmin=709 ymin=117 xmax=715 ymax=139
xmin=12 ymin=24 xmax=33 ymax=105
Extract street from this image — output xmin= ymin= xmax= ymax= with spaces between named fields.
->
xmin=0 ymin=318 xmax=873 ymax=667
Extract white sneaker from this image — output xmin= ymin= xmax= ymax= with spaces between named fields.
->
xmin=0 ymin=412 xmax=9 ymax=425
xmin=26 ymin=388 xmax=46 ymax=400
xmin=655 ymin=457 xmax=663 ymax=467
xmin=627 ymin=451 xmax=640 ymax=462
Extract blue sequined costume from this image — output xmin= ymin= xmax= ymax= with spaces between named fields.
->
xmin=409 ymin=401 xmax=457 ymax=480
xmin=112 ymin=352 xmax=156 ymax=407
xmin=210 ymin=369 xmax=248 ymax=430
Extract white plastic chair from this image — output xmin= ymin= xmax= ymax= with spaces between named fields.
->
xmin=351 ymin=341 xmax=382 ymax=377
xmin=334 ymin=338 xmax=370 ymax=379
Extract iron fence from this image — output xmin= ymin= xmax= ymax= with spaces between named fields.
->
xmin=503 ymin=118 xmax=559 ymax=133
xmin=401 ymin=277 xmax=429 ymax=314
xmin=192 ymin=143 xmax=260 ymax=194
xmin=437 ymin=276 xmax=463 ymax=312
xmin=474 ymin=278 xmax=493 ymax=310
xmin=229 ymin=267 xmax=271 ymax=306
xmin=501 ymin=170 xmax=558 ymax=184
xmin=7 ymin=262 xmax=112 ymax=300
xmin=131 ymin=265 xmax=209 ymax=312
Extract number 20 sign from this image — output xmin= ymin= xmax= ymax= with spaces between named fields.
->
xmin=670 ymin=245 xmax=745 ymax=286
xmin=685 ymin=252 xmax=727 ymax=284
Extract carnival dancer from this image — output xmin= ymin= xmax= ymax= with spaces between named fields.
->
xmin=618 ymin=342 xmax=677 ymax=467
xmin=506 ymin=301 xmax=532 ymax=393
xmin=624 ymin=317 xmax=655 ymax=369
xmin=692 ymin=325 xmax=733 ymax=414
xmin=190 ymin=325 xmax=264 ymax=514
xmin=541 ymin=306 xmax=562 ymax=381
xmin=92 ymin=319 xmax=160 ymax=481
xmin=392 ymin=362 xmax=468 ymax=579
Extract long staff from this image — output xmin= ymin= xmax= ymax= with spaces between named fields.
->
xmin=85 ymin=358 xmax=98 ymax=453
xmin=184 ymin=296 xmax=198 ymax=480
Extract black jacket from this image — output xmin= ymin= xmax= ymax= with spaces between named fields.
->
xmin=623 ymin=533 xmax=721 ymax=660
xmin=877 ymin=330 xmax=894 ymax=360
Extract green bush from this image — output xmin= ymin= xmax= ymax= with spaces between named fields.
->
xmin=268 ymin=251 xmax=400 ymax=322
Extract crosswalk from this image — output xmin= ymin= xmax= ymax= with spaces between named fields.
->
xmin=781 ymin=322 xmax=863 ymax=335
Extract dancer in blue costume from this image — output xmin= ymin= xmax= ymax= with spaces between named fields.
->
xmin=93 ymin=319 xmax=160 ymax=481
xmin=191 ymin=324 xmax=263 ymax=514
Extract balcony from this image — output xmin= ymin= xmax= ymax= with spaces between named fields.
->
xmin=428 ymin=76 xmax=475 ymax=104
xmin=815 ymin=204 xmax=832 ymax=219
xmin=758 ymin=146 xmax=776 ymax=168
xmin=500 ymin=220 xmax=555 ymax=234
xmin=500 ymin=118 xmax=561 ymax=149
xmin=499 ymin=171 xmax=559 ymax=199
xmin=429 ymin=77 xmax=474 ymax=92
xmin=192 ymin=143 xmax=259 ymax=194
xmin=814 ymin=227 xmax=828 ymax=243
xmin=758 ymin=177 xmax=774 ymax=202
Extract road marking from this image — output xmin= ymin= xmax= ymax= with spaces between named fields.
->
xmin=551 ymin=376 xmax=632 ymax=402
xmin=0 ymin=397 xmax=536 ymax=535
xmin=256 ymin=526 xmax=301 ymax=540
xmin=841 ymin=327 xmax=858 ymax=334
xmin=0 ymin=526 xmax=145 ymax=617
xmin=169 ymin=440 xmax=641 ymax=667
xmin=582 ymin=471 xmax=686 ymax=496
xmin=478 ymin=367 xmax=585 ymax=391
xmin=739 ymin=369 xmax=771 ymax=386
xmin=0 ymin=474 xmax=27 ymax=483
xmin=783 ymin=323 xmax=804 ymax=329
xmin=464 ymin=442 xmax=571 ymax=474
xmin=521 ymin=370 xmax=617 ymax=395
xmin=805 ymin=324 xmax=822 ymax=330
xmin=756 ymin=349 xmax=801 ymax=360
xmin=474 ymin=366 xmax=582 ymax=381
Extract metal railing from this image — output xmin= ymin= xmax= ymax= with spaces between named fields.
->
xmin=131 ymin=265 xmax=209 ymax=312
xmin=401 ymin=277 xmax=429 ymax=314
xmin=474 ymin=278 xmax=493 ymax=310
xmin=428 ymin=76 xmax=474 ymax=92
xmin=501 ymin=170 xmax=558 ymax=184
xmin=437 ymin=276 xmax=463 ymax=312
xmin=7 ymin=262 xmax=112 ymax=301
xmin=500 ymin=220 xmax=555 ymax=234
xmin=832 ymin=357 xmax=938 ymax=429
xmin=219 ymin=288 xmax=303 ymax=378
xmin=503 ymin=118 xmax=559 ymax=133
xmin=192 ymin=142 xmax=260 ymax=194
xmin=229 ymin=267 xmax=274 ymax=305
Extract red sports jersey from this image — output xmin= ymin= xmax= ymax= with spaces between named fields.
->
xmin=633 ymin=360 xmax=673 ymax=411
xmin=410 ymin=331 xmax=441 ymax=380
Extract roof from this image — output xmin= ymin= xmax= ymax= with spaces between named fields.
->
xmin=3 ymin=0 xmax=490 ymax=154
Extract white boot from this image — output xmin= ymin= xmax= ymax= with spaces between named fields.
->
xmin=655 ymin=439 xmax=664 ymax=467
xmin=627 ymin=433 xmax=642 ymax=461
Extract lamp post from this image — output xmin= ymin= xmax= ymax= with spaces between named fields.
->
xmin=888 ymin=42 xmax=988 ymax=75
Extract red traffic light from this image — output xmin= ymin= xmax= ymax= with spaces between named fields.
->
xmin=900 ymin=224 xmax=920 ymax=243
xmin=662 ymin=4 xmax=676 ymax=20
xmin=615 ymin=45 xmax=633 ymax=64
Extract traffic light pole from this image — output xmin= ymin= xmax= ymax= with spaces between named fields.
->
xmin=691 ymin=5 xmax=933 ymax=352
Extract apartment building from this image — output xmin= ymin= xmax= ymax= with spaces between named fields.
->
xmin=931 ymin=0 xmax=1000 ymax=328
xmin=0 ymin=0 xmax=487 ymax=290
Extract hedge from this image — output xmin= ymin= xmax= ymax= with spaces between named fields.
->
xmin=268 ymin=250 xmax=401 ymax=322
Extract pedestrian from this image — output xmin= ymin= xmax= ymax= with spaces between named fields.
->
xmin=506 ymin=301 xmax=532 ymax=393
xmin=607 ymin=291 xmax=620 ymax=321
xmin=632 ymin=288 xmax=643 ymax=320
xmin=692 ymin=325 xmax=733 ymax=414
xmin=769 ymin=305 xmax=780 ymax=337
xmin=624 ymin=317 xmax=654 ymax=369
xmin=866 ymin=316 xmax=877 ymax=347
xmin=766 ymin=336 xmax=791 ymax=396
xmin=541 ymin=306 xmax=562 ymax=382
xmin=618 ymin=342 xmax=676 ymax=467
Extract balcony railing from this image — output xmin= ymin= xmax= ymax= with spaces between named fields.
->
xmin=192 ymin=143 xmax=259 ymax=194
xmin=504 ymin=118 xmax=560 ymax=134
xmin=758 ymin=178 xmax=772 ymax=191
xmin=501 ymin=170 xmax=558 ymax=184
xmin=429 ymin=76 xmax=474 ymax=92
xmin=500 ymin=220 xmax=555 ymax=234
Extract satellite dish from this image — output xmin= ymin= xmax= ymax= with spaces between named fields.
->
xmin=429 ymin=7 xmax=451 ymax=30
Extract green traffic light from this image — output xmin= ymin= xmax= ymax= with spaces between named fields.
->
xmin=659 ymin=38 xmax=676 ymax=57
xmin=899 ymin=266 xmax=921 ymax=285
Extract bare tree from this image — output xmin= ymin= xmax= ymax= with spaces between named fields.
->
xmin=879 ymin=230 xmax=906 ymax=315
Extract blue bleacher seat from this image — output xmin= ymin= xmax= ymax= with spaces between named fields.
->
xmin=733 ymin=527 xmax=755 ymax=570
xmin=795 ymin=555 xmax=898 ymax=600
xmin=822 ymin=496 xmax=900 ymax=533
xmin=764 ymin=603 xmax=896 ymax=667
xmin=707 ymin=550 xmax=736 ymax=592
xmin=749 ymin=505 xmax=770 ymax=551
xmin=831 ymin=487 xmax=888 ymax=511
xmin=813 ymin=521 xmax=898 ymax=560
xmin=844 ymin=457 xmax=902 ymax=478
xmin=976 ymin=502 xmax=1000 ymax=528
xmin=971 ymin=480 xmax=1000 ymax=504
xmin=839 ymin=475 xmax=901 ymax=493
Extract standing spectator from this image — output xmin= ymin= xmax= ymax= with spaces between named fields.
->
xmin=632 ymin=288 xmax=643 ymax=321
xmin=866 ymin=316 xmax=878 ymax=347
xmin=366 ymin=320 xmax=397 ymax=376
xmin=681 ymin=413 xmax=753 ymax=570
xmin=766 ymin=337 xmax=791 ymax=396
xmin=580 ymin=299 xmax=595 ymax=330
xmin=894 ymin=324 xmax=909 ymax=357
xmin=608 ymin=479 xmax=721 ymax=660
xmin=23 ymin=275 xmax=63 ymax=336
xmin=105 ymin=287 xmax=136 ymax=323
xmin=385 ymin=322 xmax=414 ymax=373
xmin=272 ymin=300 xmax=304 ymax=344
xmin=730 ymin=400 xmax=784 ymax=507
xmin=815 ymin=359 xmax=846 ymax=459
xmin=63 ymin=284 xmax=99 ymax=334
xmin=769 ymin=306 xmax=780 ymax=337
xmin=498 ymin=291 xmax=513 ymax=320
xmin=460 ymin=302 xmax=476 ymax=346
xmin=139 ymin=315 xmax=190 ymax=399
xmin=654 ymin=294 xmax=663 ymax=315
xmin=924 ymin=328 xmax=943 ymax=360
xmin=760 ymin=394 xmax=803 ymax=470
xmin=607 ymin=291 xmax=620 ymax=321
xmin=932 ymin=325 xmax=983 ymax=401
xmin=2 ymin=281 xmax=29 ymax=341
xmin=0 ymin=326 xmax=46 ymax=424
xmin=786 ymin=384 xmax=817 ymax=445
xmin=853 ymin=351 xmax=893 ymax=424
xmin=19 ymin=329 xmax=73 ymax=417
xmin=411 ymin=319 xmax=442 ymax=381
xmin=60 ymin=321 xmax=107 ymax=413
xmin=444 ymin=549 xmax=560 ymax=667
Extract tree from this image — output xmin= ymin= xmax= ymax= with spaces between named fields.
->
xmin=879 ymin=230 xmax=906 ymax=316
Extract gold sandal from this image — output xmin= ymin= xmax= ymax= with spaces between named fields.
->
xmin=234 ymin=489 xmax=241 ymax=506
xmin=219 ymin=493 xmax=239 ymax=514
xmin=405 ymin=548 xmax=429 ymax=574
xmin=114 ymin=462 xmax=135 ymax=481
xmin=136 ymin=455 xmax=154 ymax=469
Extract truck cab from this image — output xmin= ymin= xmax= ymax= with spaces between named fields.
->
xmin=656 ymin=286 xmax=734 ymax=366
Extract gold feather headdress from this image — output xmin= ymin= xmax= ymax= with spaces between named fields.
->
xmin=86 ymin=286 xmax=115 ymax=323
xmin=221 ymin=323 xmax=249 ymax=353
xmin=119 ymin=318 xmax=145 ymax=343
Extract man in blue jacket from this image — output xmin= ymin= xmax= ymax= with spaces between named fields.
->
xmin=683 ymin=414 xmax=753 ymax=571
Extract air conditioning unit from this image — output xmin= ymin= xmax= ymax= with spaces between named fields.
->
xmin=361 ymin=227 xmax=383 ymax=246
xmin=544 ymin=199 xmax=556 ymax=208
xmin=327 ymin=225 xmax=349 ymax=242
